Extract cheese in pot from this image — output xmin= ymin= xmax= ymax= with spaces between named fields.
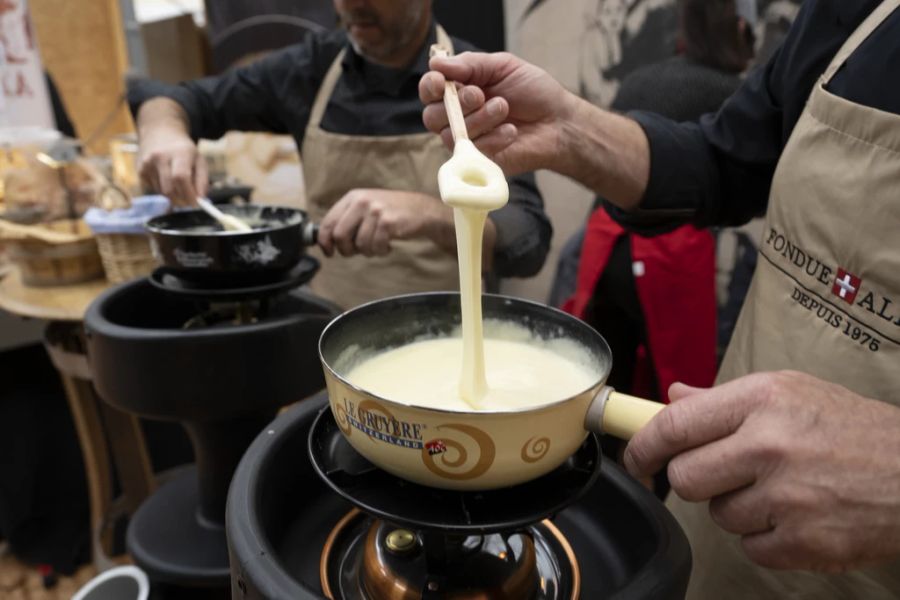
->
xmin=343 ymin=323 xmax=600 ymax=412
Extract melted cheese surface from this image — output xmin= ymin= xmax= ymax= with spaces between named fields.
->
xmin=344 ymin=325 xmax=599 ymax=412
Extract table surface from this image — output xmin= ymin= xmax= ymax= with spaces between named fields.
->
xmin=0 ymin=266 xmax=110 ymax=321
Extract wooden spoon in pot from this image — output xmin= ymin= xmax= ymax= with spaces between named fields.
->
xmin=196 ymin=198 xmax=253 ymax=233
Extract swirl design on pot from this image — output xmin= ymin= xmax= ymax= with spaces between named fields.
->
xmin=521 ymin=436 xmax=551 ymax=464
xmin=334 ymin=401 xmax=352 ymax=436
xmin=421 ymin=424 xmax=496 ymax=481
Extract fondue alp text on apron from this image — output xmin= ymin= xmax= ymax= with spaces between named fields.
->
xmin=301 ymin=28 xmax=460 ymax=309
xmin=667 ymin=2 xmax=900 ymax=598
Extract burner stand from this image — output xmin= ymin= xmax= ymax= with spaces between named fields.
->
xmin=85 ymin=276 xmax=339 ymax=592
xmin=309 ymin=408 xmax=599 ymax=600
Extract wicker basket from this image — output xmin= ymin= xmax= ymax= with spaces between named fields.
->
xmin=3 ymin=219 xmax=105 ymax=287
xmin=91 ymin=186 xmax=160 ymax=283
xmin=95 ymin=232 xmax=158 ymax=283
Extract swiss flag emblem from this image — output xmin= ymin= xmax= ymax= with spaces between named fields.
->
xmin=832 ymin=268 xmax=862 ymax=304
xmin=425 ymin=440 xmax=447 ymax=456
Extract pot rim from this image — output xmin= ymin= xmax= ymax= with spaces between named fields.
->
xmin=318 ymin=291 xmax=612 ymax=417
xmin=145 ymin=205 xmax=308 ymax=238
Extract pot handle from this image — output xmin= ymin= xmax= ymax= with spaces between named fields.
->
xmin=303 ymin=222 xmax=319 ymax=246
xmin=584 ymin=386 xmax=664 ymax=440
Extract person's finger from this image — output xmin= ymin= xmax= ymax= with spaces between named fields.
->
xmin=354 ymin=212 xmax=378 ymax=257
xmin=463 ymin=97 xmax=509 ymax=140
xmin=372 ymin=221 xmax=392 ymax=256
xmin=459 ymin=85 xmax=487 ymax=113
xmin=668 ymin=382 xmax=707 ymax=403
xmin=472 ymin=124 xmax=518 ymax=159
xmin=423 ymin=100 xmax=454 ymax=135
xmin=139 ymin=156 xmax=161 ymax=194
xmin=422 ymin=86 xmax=491 ymax=135
xmin=170 ymin=153 xmax=197 ymax=205
xmin=419 ymin=71 xmax=448 ymax=105
xmin=332 ymin=199 xmax=368 ymax=257
xmin=194 ymin=154 xmax=209 ymax=200
xmin=623 ymin=377 xmax=762 ymax=479
xmin=427 ymin=52 xmax=516 ymax=88
xmin=318 ymin=198 xmax=352 ymax=257
xmin=157 ymin=159 xmax=176 ymax=202
xmin=707 ymin=484 xmax=774 ymax=537
xmin=667 ymin=435 xmax=758 ymax=503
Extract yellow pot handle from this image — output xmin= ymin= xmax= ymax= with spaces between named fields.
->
xmin=585 ymin=387 xmax=664 ymax=440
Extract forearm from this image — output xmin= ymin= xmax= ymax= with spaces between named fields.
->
xmin=137 ymin=97 xmax=192 ymax=140
xmin=556 ymin=96 xmax=651 ymax=211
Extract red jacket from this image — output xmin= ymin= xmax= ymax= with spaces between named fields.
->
xmin=564 ymin=208 xmax=717 ymax=401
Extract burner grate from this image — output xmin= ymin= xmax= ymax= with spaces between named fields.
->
xmin=308 ymin=408 xmax=602 ymax=534
xmin=150 ymin=256 xmax=319 ymax=302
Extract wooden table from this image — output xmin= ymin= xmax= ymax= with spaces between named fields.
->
xmin=0 ymin=267 xmax=156 ymax=570
xmin=0 ymin=268 xmax=109 ymax=322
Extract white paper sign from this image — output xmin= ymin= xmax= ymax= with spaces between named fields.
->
xmin=0 ymin=0 xmax=53 ymax=130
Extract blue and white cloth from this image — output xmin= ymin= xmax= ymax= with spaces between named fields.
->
xmin=84 ymin=195 xmax=170 ymax=235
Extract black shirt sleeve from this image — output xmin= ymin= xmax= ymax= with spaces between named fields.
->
xmin=608 ymin=0 xmax=895 ymax=232
xmin=490 ymin=171 xmax=551 ymax=278
xmin=608 ymin=48 xmax=784 ymax=232
xmin=128 ymin=33 xmax=340 ymax=141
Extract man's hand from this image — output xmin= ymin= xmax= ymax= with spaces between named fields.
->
xmin=137 ymin=97 xmax=208 ymax=207
xmin=419 ymin=52 xmax=576 ymax=176
xmin=419 ymin=52 xmax=649 ymax=208
xmin=624 ymin=371 xmax=900 ymax=572
xmin=317 ymin=189 xmax=452 ymax=258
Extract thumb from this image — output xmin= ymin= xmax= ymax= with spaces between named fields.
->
xmin=668 ymin=382 xmax=706 ymax=403
xmin=428 ymin=52 xmax=512 ymax=88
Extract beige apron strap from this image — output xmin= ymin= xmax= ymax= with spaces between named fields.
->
xmin=822 ymin=0 xmax=900 ymax=83
xmin=308 ymin=49 xmax=346 ymax=129
xmin=308 ymin=26 xmax=453 ymax=129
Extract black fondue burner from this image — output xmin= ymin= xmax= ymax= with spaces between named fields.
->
xmin=85 ymin=267 xmax=340 ymax=595
xmin=227 ymin=395 xmax=693 ymax=600
xmin=310 ymin=408 xmax=598 ymax=599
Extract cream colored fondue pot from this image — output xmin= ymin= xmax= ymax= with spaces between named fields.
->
xmin=319 ymin=292 xmax=663 ymax=491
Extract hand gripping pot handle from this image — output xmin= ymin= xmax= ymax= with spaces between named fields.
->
xmin=302 ymin=222 xmax=319 ymax=246
xmin=585 ymin=387 xmax=665 ymax=440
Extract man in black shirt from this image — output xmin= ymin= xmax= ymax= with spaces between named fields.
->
xmin=421 ymin=0 xmax=900 ymax=597
xmin=131 ymin=0 xmax=550 ymax=308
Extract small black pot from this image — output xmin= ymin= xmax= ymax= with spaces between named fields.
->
xmin=146 ymin=205 xmax=318 ymax=286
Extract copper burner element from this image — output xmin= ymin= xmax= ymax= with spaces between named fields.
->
xmin=320 ymin=510 xmax=580 ymax=600
xmin=182 ymin=301 xmax=265 ymax=329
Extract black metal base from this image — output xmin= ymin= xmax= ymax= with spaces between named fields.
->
xmin=128 ymin=466 xmax=230 ymax=589
xmin=228 ymin=394 xmax=693 ymax=600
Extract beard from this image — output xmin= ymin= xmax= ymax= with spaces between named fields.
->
xmin=340 ymin=1 xmax=428 ymax=63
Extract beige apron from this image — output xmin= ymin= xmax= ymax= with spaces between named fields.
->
xmin=668 ymin=2 xmax=900 ymax=598
xmin=300 ymin=27 xmax=459 ymax=309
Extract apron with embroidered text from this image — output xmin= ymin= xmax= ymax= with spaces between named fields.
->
xmin=668 ymin=2 xmax=900 ymax=597
xmin=301 ymin=27 xmax=459 ymax=309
